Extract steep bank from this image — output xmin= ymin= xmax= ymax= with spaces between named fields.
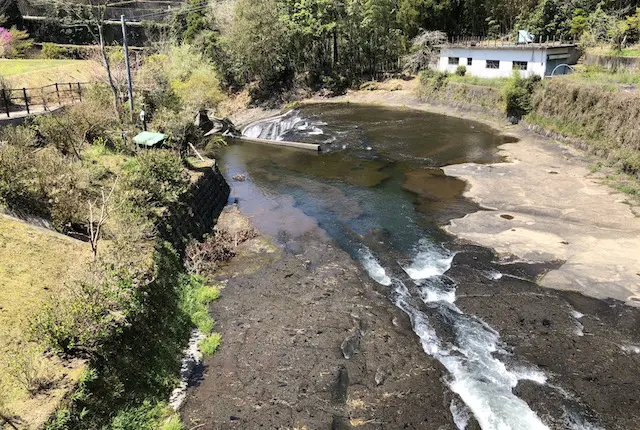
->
xmin=302 ymin=81 xmax=640 ymax=305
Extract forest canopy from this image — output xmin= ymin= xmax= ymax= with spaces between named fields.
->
xmin=176 ymin=0 xmax=640 ymax=98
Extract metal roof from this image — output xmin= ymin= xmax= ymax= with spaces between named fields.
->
xmin=133 ymin=131 xmax=166 ymax=147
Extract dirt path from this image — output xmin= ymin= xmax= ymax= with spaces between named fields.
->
xmin=181 ymin=207 xmax=457 ymax=429
xmin=304 ymin=80 xmax=640 ymax=305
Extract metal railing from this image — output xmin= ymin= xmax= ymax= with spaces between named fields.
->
xmin=446 ymin=36 xmax=577 ymax=48
xmin=0 ymin=82 xmax=91 ymax=118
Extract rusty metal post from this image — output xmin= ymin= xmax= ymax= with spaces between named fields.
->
xmin=22 ymin=88 xmax=29 ymax=114
xmin=2 ymin=89 xmax=10 ymax=117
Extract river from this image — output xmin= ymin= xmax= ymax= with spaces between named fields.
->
xmin=213 ymin=104 xmax=640 ymax=429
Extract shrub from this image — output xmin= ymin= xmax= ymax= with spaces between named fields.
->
xmin=31 ymin=264 xmax=145 ymax=356
xmin=35 ymin=88 xmax=119 ymax=159
xmin=42 ymin=42 xmax=66 ymax=59
xmin=122 ymin=149 xmax=190 ymax=212
xmin=503 ymin=71 xmax=541 ymax=120
xmin=199 ymin=333 xmax=222 ymax=356
xmin=170 ymin=66 xmax=225 ymax=112
xmin=5 ymin=348 xmax=56 ymax=396
xmin=419 ymin=69 xmax=449 ymax=93
xmin=149 ymin=107 xmax=203 ymax=151
xmin=456 ymin=65 xmax=467 ymax=76
xmin=0 ymin=27 xmax=33 ymax=58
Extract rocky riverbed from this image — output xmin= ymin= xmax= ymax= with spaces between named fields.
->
xmin=181 ymin=207 xmax=457 ymax=429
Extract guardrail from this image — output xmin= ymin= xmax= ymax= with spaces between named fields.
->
xmin=0 ymin=82 xmax=91 ymax=118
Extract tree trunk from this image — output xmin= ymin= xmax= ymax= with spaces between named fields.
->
xmin=98 ymin=23 xmax=122 ymax=121
xmin=333 ymin=29 xmax=338 ymax=68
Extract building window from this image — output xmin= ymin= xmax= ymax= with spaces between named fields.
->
xmin=486 ymin=60 xmax=499 ymax=69
xmin=513 ymin=61 xmax=528 ymax=70
xmin=467 ymin=58 xmax=473 ymax=66
xmin=448 ymin=57 xmax=459 ymax=65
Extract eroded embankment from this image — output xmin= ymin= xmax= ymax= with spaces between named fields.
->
xmin=303 ymin=83 xmax=640 ymax=305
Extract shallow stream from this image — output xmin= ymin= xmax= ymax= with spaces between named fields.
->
xmin=217 ymin=104 xmax=640 ymax=429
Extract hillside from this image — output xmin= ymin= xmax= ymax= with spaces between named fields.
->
xmin=0 ymin=215 xmax=87 ymax=429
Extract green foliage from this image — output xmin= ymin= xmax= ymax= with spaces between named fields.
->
xmin=111 ymin=401 xmax=175 ymax=430
xmin=0 ymin=27 xmax=33 ymax=59
xmin=199 ymin=333 xmax=222 ymax=356
xmin=122 ymin=150 xmax=190 ymax=212
xmin=419 ymin=69 xmax=449 ymax=92
xmin=224 ymin=0 xmax=292 ymax=90
xmin=503 ymin=71 xmax=541 ymax=120
xmin=138 ymin=45 xmax=225 ymax=114
xmin=456 ymin=65 xmax=467 ymax=76
xmin=170 ymin=67 xmax=225 ymax=111
xmin=196 ymin=285 xmax=221 ymax=304
xmin=41 ymin=42 xmax=66 ymax=59
xmin=31 ymin=264 xmax=145 ymax=356
xmin=161 ymin=414 xmax=186 ymax=430
xmin=178 ymin=274 xmax=219 ymax=335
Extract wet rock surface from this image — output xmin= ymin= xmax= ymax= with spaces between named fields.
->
xmin=448 ymin=244 xmax=640 ymax=430
xmin=181 ymin=229 xmax=456 ymax=429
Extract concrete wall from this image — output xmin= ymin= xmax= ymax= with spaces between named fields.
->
xmin=584 ymin=53 xmax=640 ymax=72
xmin=438 ymin=46 xmax=578 ymax=78
xmin=158 ymin=162 xmax=230 ymax=254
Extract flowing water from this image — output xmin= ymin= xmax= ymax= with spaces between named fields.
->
xmin=219 ymin=105 xmax=610 ymax=429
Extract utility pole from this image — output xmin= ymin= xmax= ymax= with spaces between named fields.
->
xmin=121 ymin=15 xmax=134 ymax=122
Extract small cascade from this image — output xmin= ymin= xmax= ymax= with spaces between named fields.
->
xmin=358 ymin=239 xmax=601 ymax=430
xmin=241 ymin=110 xmax=324 ymax=141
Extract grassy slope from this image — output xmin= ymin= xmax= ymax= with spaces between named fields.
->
xmin=0 ymin=59 xmax=99 ymax=88
xmin=0 ymin=215 xmax=87 ymax=427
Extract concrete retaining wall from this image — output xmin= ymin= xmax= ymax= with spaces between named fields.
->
xmin=419 ymin=81 xmax=504 ymax=116
xmin=158 ymin=162 xmax=230 ymax=254
xmin=584 ymin=54 xmax=640 ymax=71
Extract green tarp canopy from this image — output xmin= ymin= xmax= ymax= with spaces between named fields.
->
xmin=133 ymin=131 xmax=166 ymax=147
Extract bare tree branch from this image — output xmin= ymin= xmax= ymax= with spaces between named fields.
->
xmin=89 ymin=177 xmax=118 ymax=261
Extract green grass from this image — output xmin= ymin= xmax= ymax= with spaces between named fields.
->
xmin=180 ymin=275 xmax=221 ymax=335
xmin=589 ymin=46 xmax=640 ymax=58
xmin=195 ymin=286 xmax=221 ymax=304
xmin=199 ymin=333 xmax=222 ymax=356
xmin=0 ymin=215 xmax=88 ymax=427
xmin=160 ymin=414 xmax=186 ymax=430
xmin=0 ymin=59 xmax=97 ymax=88
xmin=447 ymin=74 xmax=510 ymax=89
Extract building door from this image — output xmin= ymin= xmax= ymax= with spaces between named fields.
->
xmin=546 ymin=56 xmax=570 ymax=76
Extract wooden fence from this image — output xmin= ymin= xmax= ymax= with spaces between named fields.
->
xmin=0 ymin=82 xmax=91 ymax=118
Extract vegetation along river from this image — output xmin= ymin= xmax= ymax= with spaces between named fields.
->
xmin=214 ymin=104 xmax=640 ymax=429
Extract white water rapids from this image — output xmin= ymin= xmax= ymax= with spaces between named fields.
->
xmin=242 ymin=110 xmax=324 ymax=141
xmin=360 ymin=239 xmax=553 ymax=430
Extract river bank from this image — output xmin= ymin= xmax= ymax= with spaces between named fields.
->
xmin=301 ymin=79 xmax=640 ymax=305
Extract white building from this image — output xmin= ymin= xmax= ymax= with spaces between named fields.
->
xmin=438 ymin=43 xmax=581 ymax=79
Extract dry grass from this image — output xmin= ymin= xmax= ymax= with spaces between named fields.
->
xmin=0 ymin=214 xmax=88 ymax=428
xmin=0 ymin=59 xmax=99 ymax=88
